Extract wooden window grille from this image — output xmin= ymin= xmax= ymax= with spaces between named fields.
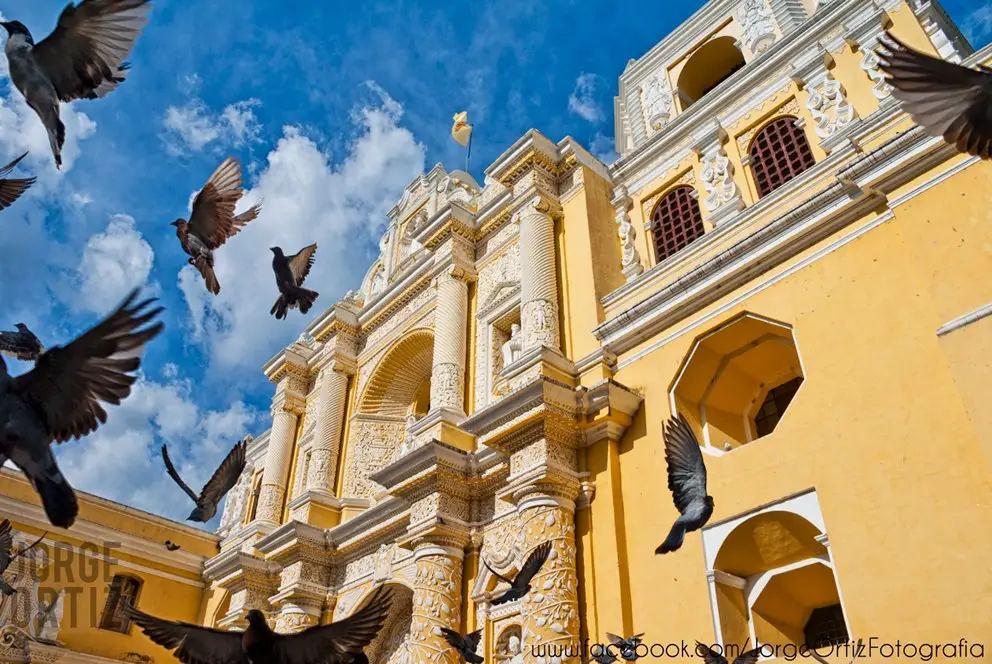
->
xmin=651 ymin=186 xmax=705 ymax=263
xmin=749 ymin=116 xmax=816 ymax=197
xmin=99 ymin=575 xmax=142 ymax=633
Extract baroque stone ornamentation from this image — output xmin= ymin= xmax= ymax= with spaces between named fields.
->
xmin=522 ymin=299 xmax=559 ymax=350
xmin=700 ymin=146 xmax=742 ymax=213
xmin=406 ymin=550 xmax=464 ymax=663
xmin=613 ymin=185 xmax=644 ymax=282
xmin=639 ymin=72 xmax=673 ymax=132
xmin=217 ymin=461 xmax=255 ymax=537
xmin=859 ymin=48 xmax=893 ymax=100
xmin=342 ymin=418 xmax=406 ymax=500
xmin=806 ymin=75 xmax=855 ymax=139
xmin=738 ymin=0 xmax=777 ymax=55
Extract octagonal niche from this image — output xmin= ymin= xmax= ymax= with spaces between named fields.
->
xmin=670 ymin=313 xmax=804 ymax=452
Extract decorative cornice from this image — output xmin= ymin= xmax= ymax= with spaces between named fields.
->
xmin=487 ymin=130 xmax=561 ymax=188
xmin=263 ymin=347 xmax=312 ymax=383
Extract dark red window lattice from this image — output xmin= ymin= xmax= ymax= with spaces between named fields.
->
xmin=651 ymin=186 xmax=705 ymax=263
xmin=749 ymin=116 xmax=816 ymax=198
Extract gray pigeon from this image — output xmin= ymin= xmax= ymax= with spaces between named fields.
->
xmin=0 ymin=153 xmax=35 ymax=210
xmin=877 ymin=31 xmax=992 ymax=159
xmin=656 ymin=414 xmax=713 ymax=554
xmin=0 ymin=323 xmax=44 ymax=361
xmin=440 ymin=628 xmax=483 ymax=663
xmin=270 ymin=244 xmax=319 ymax=319
xmin=0 ymin=519 xmax=47 ymax=595
xmin=172 ymin=157 xmax=261 ymax=295
xmin=483 ymin=541 xmax=553 ymax=605
xmin=696 ymin=642 xmax=764 ymax=664
xmin=1 ymin=1 xmax=152 ymax=169
xmin=606 ymin=633 xmax=645 ymax=661
xmin=161 ymin=438 xmax=247 ymax=522
xmin=0 ymin=289 xmax=163 ymax=528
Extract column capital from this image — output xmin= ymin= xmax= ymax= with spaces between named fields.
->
xmin=514 ymin=194 xmax=563 ymax=223
xmin=433 ymin=263 xmax=476 ymax=286
xmin=316 ymin=353 xmax=357 ymax=376
xmin=272 ymin=390 xmax=306 ymax=417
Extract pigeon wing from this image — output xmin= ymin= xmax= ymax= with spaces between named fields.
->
xmin=0 ymin=152 xmax=34 ymax=211
xmin=124 ymin=604 xmax=245 ymax=664
xmin=664 ymin=415 xmax=708 ymax=516
xmin=0 ymin=331 xmax=40 ymax=360
xmin=287 ymin=244 xmax=318 ymax=286
xmin=878 ymin=32 xmax=992 ymax=159
xmin=12 ymin=289 xmax=163 ymax=443
xmin=0 ymin=520 xmax=11 ymax=574
xmin=515 ymin=541 xmax=553 ymax=587
xmin=188 ymin=158 xmax=255 ymax=250
xmin=161 ymin=445 xmax=200 ymax=503
xmin=199 ymin=440 xmax=247 ymax=507
xmin=271 ymin=586 xmax=394 ymax=663
xmin=605 ymin=633 xmax=624 ymax=645
xmin=463 ymin=629 xmax=482 ymax=652
xmin=481 ymin=557 xmax=516 ymax=586
xmin=440 ymin=627 xmax=464 ymax=650
xmin=695 ymin=642 xmax=728 ymax=664
xmin=33 ymin=0 xmax=151 ymax=102
xmin=732 ymin=648 xmax=764 ymax=664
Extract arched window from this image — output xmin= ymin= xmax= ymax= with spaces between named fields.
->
xmin=99 ymin=575 xmax=142 ymax=633
xmin=749 ymin=116 xmax=816 ymax=197
xmin=678 ymin=37 xmax=747 ymax=108
xmin=651 ymin=186 xmax=705 ymax=263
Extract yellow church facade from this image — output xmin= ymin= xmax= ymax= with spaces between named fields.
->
xmin=2 ymin=0 xmax=991 ymax=662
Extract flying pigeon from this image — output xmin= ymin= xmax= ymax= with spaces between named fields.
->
xmin=606 ymin=633 xmax=645 ymax=661
xmin=877 ymin=31 xmax=992 ymax=159
xmin=696 ymin=642 xmax=764 ymax=664
xmin=173 ymin=157 xmax=261 ymax=295
xmin=0 ymin=324 xmax=44 ymax=361
xmin=125 ymin=586 xmax=395 ymax=664
xmin=0 ymin=519 xmax=47 ymax=595
xmin=161 ymin=438 xmax=247 ymax=522
xmin=0 ymin=289 xmax=163 ymax=528
xmin=164 ymin=541 xmax=180 ymax=552
xmin=440 ymin=628 xmax=483 ymax=663
xmin=0 ymin=153 xmax=35 ymax=210
xmin=656 ymin=414 xmax=714 ymax=554
xmin=1 ymin=1 xmax=152 ymax=169
xmin=483 ymin=541 xmax=553 ymax=605
xmin=270 ymin=244 xmax=319 ymax=320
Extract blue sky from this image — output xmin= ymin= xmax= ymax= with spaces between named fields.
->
xmin=0 ymin=0 xmax=987 ymax=527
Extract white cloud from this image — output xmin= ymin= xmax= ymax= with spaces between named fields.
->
xmin=180 ymin=83 xmax=426 ymax=372
xmin=163 ymin=98 xmax=262 ymax=155
xmin=568 ymin=73 xmax=604 ymax=123
xmin=964 ymin=3 xmax=992 ymax=44
xmin=589 ymin=132 xmax=619 ymax=165
xmin=54 ymin=374 xmax=260 ymax=525
xmin=75 ymin=215 xmax=155 ymax=315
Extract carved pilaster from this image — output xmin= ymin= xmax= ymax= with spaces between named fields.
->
xmin=612 ymin=185 xmax=643 ymax=282
xmin=517 ymin=197 xmax=562 ymax=352
xmin=258 ymin=374 xmax=306 ymax=525
xmin=431 ymin=265 xmax=473 ymax=417
xmin=406 ymin=545 xmax=465 ymax=664
xmin=791 ymin=49 xmax=858 ymax=153
xmin=693 ymin=122 xmax=745 ymax=227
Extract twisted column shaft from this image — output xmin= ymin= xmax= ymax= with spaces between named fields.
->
xmin=518 ymin=200 xmax=560 ymax=351
xmin=431 ymin=268 xmax=470 ymax=414
xmin=306 ymin=367 xmax=350 ymax=493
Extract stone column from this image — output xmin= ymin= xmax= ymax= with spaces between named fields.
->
xmin=257 ymin=386 xmax=304 ymax=525
xmin=306 ymin=363 xmax=351 ymax=493
xmin=407 ymin=545 xmax=465 ymax=664
xmin=431 ymin=266 xmax=471 ymax=415
xmin=517 ymin=493 xmax=581 ymax=664
xmin=518 ymin=197 xmax=561 ymax=352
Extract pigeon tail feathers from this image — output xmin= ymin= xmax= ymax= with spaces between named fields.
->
xmin=31 ymin=469 xmax=78 ymax=529
xmin=656 ymin=519 xmax=686 ymax=554
xmin=297 ymin=288 xmax=319 ymax=314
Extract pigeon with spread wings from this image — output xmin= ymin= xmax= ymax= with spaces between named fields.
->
xmin=1 ymin=1 xmax=152 ymax=168
xmin=0 ymin=289 xmax=163 ymax=528
xmin=0 ymin=153 xmax=35 ymax=211
xmin=0 ymin=324 xmax=44 ymax=362
xmin=270 ymin=244 xmax=319 ymax=320
xmin=656 ymin=414 xmax=714 ymax=554
xmin=606 ymin=633 xmax=645 ymax=661
xmin=173 ymin=157 xmax=261 ymax=295
xmin=161 ymin=438 xmax=247 ymax=523
xmin=482 ymin=541 xmax=553 ymax=605
xmin=0 ymin=519 xmax=48 ymax=595
xmin=441 ymin=628 xmax=483 ymax=663
xmin=125 ymin=585 xmax=394 ymax=664
xmin=877 ymin=31 xmax=992 ymax=159
xmin=696 ymin=642 xmax=764 ymax=664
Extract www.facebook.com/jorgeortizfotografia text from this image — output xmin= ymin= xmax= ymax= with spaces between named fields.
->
xmin=528 ymin=638 xmax=986 ymax=661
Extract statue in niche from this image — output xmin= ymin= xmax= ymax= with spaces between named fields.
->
xmin=399 ymin=412 xmax=418 ymax=456
xmin=500 ymin=323 xmax=522 ymax=368
xmin=496 ymin=634 xmax=524 ymax=663
xmin=35 ymin=589 xmax=64 ymax=642
xmin=371 ymin=269 xmax=386 ymax=296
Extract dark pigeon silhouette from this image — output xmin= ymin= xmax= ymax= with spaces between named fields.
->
xmin=270 ymin=244 xmax=319 ymax=320
xmin=440 ymin=628 xmax=483 ymax=663
xmin=342 ymin=653 xmax=368 ymax=664
xmin=1 ymin=2 xmax=151 ymax=168
xmin=0 ymin=153 xmax=35 ymax=210
xmin=164 ymin=541 xmax=181 ymax=552
xmin=162 ymin=438 xmax=247 ymax=522
xmin=696 ymin=642 xmax=764 ymax=664
xmin=877 ymin=31 xmax=992 ymax=159
xmin=656 ymin=414 xmax=714 ymax=554
xmin=0 ymin=519 xmax=47 ymax=595
xmin=0 ymin=289 xmax=163 ymax=528
xmin=173 ymin=157 xmax=261 ymax=295
xmin=483 ymin=541 xmax=553 ymax=605
xmin=0 ymin=323 xmax=44 ymax=361
xmin=606 ymin=632 xmax=645 ymax=661
xmin=584 ymin=648 xmax=618 ymax=664
xmin=125 ymin=586 xmax=395 ymax=664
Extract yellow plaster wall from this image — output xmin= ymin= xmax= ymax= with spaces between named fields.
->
xmin=578 ymin=164 xmax=992 ymax=650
